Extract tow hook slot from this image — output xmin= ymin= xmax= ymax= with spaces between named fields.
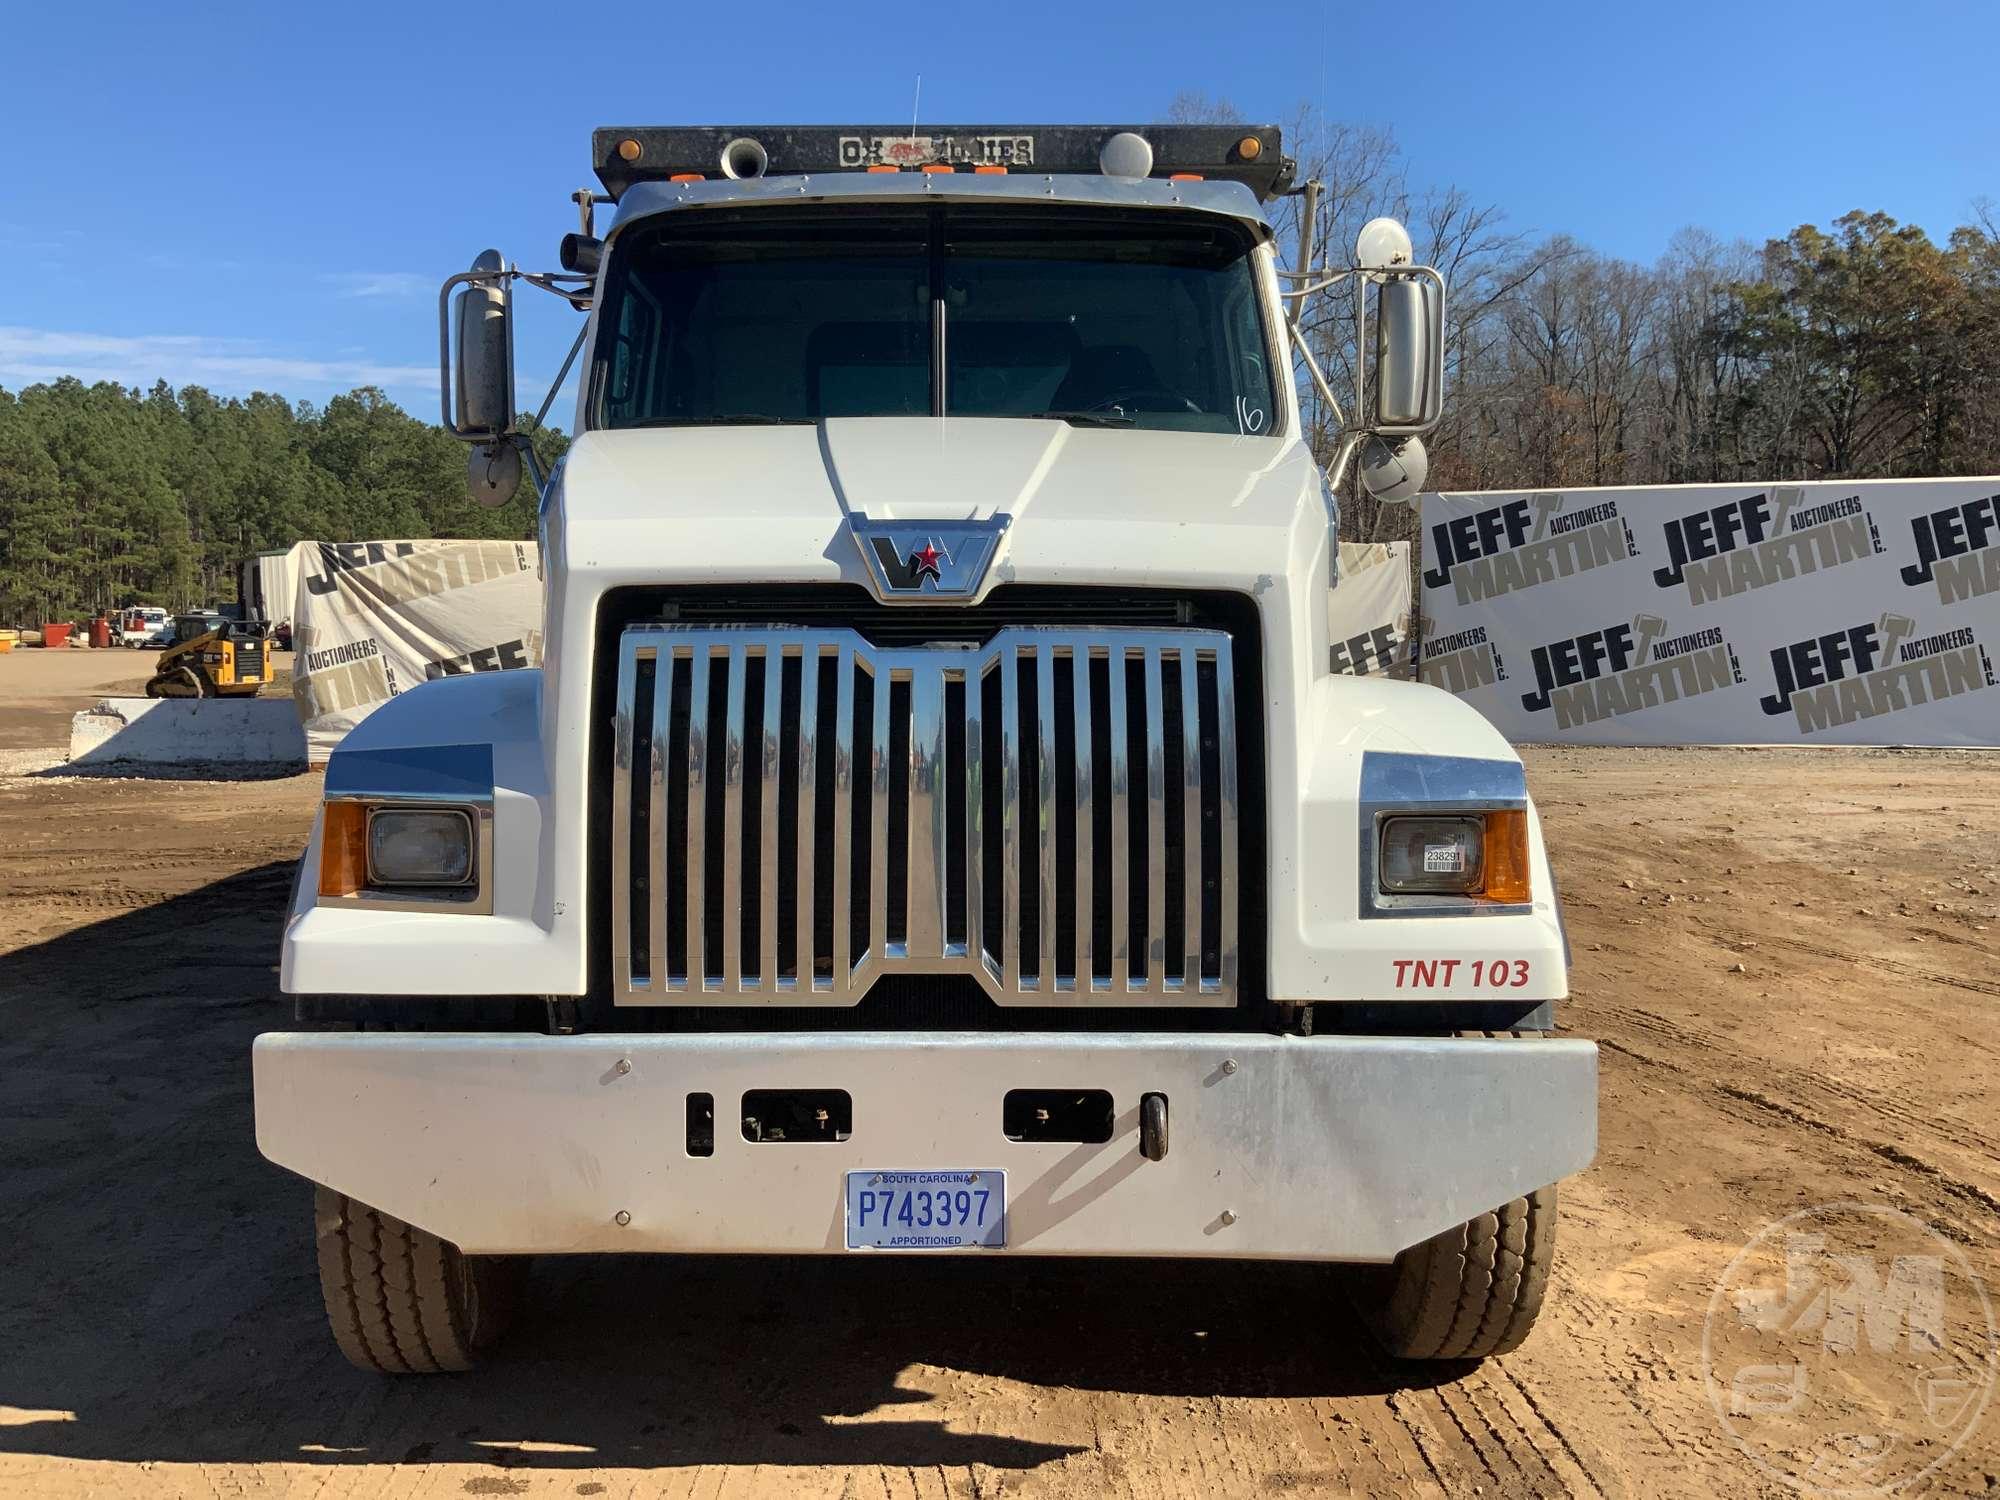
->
xmin=740 ymin=1089 xmax=851 ymax=1143
xmin=1003 ymin=1089 xmax=1114 ymax=1143
xmin=1139 ymin=1092 xmax=1169 ymax=1161
xmin=686 ymin=1092 xmax=714 ymax=1157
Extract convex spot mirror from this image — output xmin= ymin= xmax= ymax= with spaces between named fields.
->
xmin=468 ymin=442 xmax=522 ymax=508
xmin=1359 ymin=434 xmax=1428 ymax=504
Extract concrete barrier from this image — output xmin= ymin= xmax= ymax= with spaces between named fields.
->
xmin=69 ymin=697 xmax=308 ymax=770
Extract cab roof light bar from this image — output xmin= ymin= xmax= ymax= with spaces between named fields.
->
xmin=591 ymin=124 xmax=1293 ymax=201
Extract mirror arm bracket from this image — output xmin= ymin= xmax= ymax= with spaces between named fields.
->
xmin=510 ymin=433 xmax=548 ymax=498
xmin=532 ymin=324 xmax=589 ymax=436
xmin=1287 ymin=320 xmax=1346 ymax=435
xmin=520 ymin=269 xmax=593 ymax=312
xmin=1287 ymin=179 xmax=1320 ymax=328
xmin=1323 ymin=430 xmax=1363 ymax=493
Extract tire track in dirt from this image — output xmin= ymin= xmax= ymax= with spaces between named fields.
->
xmin=1756 ymin=931 xmax=2000 ymax=998
xmin=1484 ymin=1361 xmax=1610 ymax=1498
xmin=1594 ymin=995 xmax=2000 ymax=1228
xmin=1605 ymin=1003 xmax=1997 ymax=1166
xmin=1594 ymin=1028 xmax=2000 ymax=1250
xmin=1711 ymin=1083 xmax=2000 ymax=1221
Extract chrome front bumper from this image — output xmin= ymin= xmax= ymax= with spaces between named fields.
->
xmin=252 ymin=1030 xmax=1597 ymax=1261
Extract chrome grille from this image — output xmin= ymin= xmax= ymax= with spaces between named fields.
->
xmin=611 ymin=625 xmax=1239 ymax=1006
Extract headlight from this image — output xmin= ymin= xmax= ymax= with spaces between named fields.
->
xmin=366 ymin=808 xmax=474 ymax=886
xmin=1379 ymin=815 xmax=1484 ymax=894
xmin=1376 ymin=809 xmax=1532 ymax=902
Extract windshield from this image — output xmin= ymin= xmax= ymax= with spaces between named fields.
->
xmin=592 ymin=205 xmax=1277 ymax=437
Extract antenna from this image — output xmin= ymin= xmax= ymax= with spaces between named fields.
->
xmin=911 ymin=74 xmax=922 ymax=138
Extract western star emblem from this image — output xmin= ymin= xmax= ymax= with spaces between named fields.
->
xmin=847 ymin=513 xmax=1012 ymax=603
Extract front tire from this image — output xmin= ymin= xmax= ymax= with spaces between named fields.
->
xmin=313 ymin=1185 xmax=520 ymax=1373
xmin=1354 ymin=1187 xmax=1558 ymax=1360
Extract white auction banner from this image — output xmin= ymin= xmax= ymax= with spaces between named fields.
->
xmin=290 ymin=539 xmax=543 ymax=761
xmin=1418 ymin=479 xmax=2000 ymax=746
xmin=1328 ymin=540 xmax=1414 ymax=677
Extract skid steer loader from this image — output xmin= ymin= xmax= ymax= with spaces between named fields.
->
xmin=144 ymin=615 xmax=275 ymax=698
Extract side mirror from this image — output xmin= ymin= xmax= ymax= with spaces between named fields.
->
xmin=441 ymin=250 xmax=515 ymax=441
xmin=454 ymin=255 xmax=514 ymax=436
xmin=1373 ymin=273 xmax=1444 ymax=431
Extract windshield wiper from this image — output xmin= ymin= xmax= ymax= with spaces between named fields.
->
xmin=1035 ymin=409 xmax=1137 ymax=428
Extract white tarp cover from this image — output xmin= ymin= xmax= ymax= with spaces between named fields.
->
xmin=1418 ymin=479 xmax=2000 ymax=746
xmin=290 ymin=540 xmax=542 ymax=760
xmin=1328 ymin=541 xmax=1414 ymax=677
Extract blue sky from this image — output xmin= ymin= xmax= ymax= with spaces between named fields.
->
xmin=3 ymin=0 xmax=1993 ymax=422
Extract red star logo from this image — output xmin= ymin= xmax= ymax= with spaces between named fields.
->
xmin=909 ymin=539 xmax=945 ymax=582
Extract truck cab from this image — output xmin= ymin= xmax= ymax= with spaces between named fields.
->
xmin=253 ymin=124 xmax=1595 ymax=1374
xmin=120 ymin=605 xmax=168 ymax=647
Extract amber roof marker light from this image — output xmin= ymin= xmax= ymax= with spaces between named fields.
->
xmin=1237 ymin=135 xmax=1263 ymax=161
xmin=616 ymin=137 xmax=642 ymax=163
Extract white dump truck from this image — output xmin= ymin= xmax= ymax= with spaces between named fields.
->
xmin=253 ymin=124 xmax=1596 ymax=1373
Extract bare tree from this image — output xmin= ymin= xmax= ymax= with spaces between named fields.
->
xmin=1166 ymin=92 xmax=2000 ymax=500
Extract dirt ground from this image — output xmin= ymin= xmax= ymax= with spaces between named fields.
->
xmin=0 ymin=643 xmax=295 ymax=752
xmin=1 ymin=651 xmax=1996 ymax=1498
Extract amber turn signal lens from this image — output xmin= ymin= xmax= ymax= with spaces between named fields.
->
xmin=319 ymin=801 xmax=368 ymax=898
xmin=1482 ymin=810 xmax=1532 ymax=903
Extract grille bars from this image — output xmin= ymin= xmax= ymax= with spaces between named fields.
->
xmin=611 ymin=625 xmax=1238 ymax=1007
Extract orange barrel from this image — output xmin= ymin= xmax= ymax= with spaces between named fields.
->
xmin=42 ymin=622 xmax=72 ymax=648
xmin=89 ymin=616 xmax=113 ymax=649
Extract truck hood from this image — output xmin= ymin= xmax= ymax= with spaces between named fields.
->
xmin=555 ymin=417 xmax=1326 ymax=597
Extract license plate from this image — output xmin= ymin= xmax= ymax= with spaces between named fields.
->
xmin=845 ymin=1170 xmax=1005 ymax=1249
